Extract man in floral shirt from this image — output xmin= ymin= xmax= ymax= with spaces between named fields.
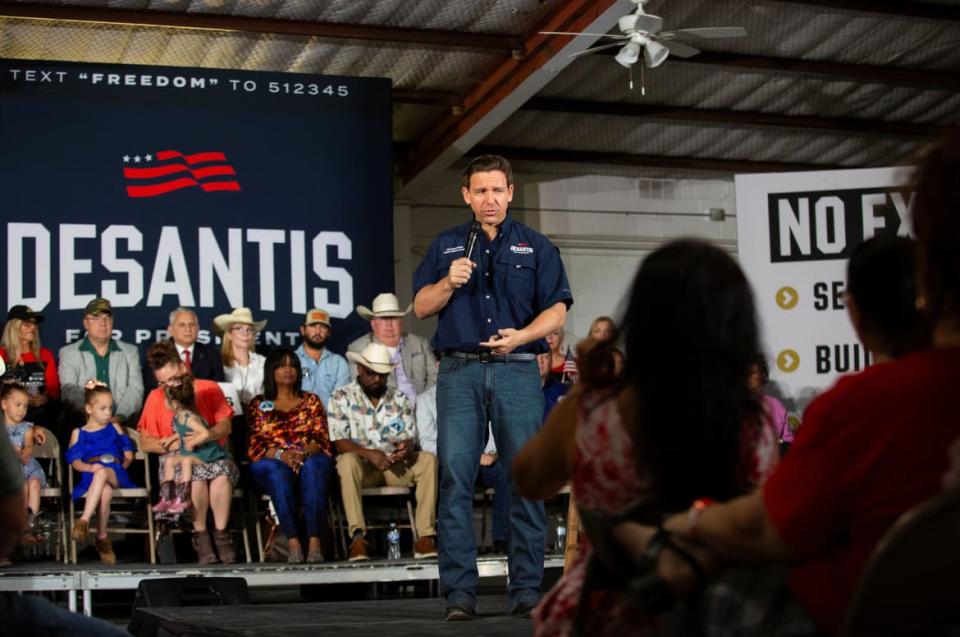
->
xmin=328 ymin=343 xmax=438 ymax=561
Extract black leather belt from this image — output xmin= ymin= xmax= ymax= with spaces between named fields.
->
xmin=446 ymin=351 xmax=537 ymax=363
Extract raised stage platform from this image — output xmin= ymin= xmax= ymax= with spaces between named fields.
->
xmin=0 ymin=555 xmax=564 ymax=616
xmin=131 ymin=595 xmax=535 ymax=636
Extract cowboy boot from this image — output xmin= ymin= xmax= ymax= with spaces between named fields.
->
xmin=213 ymin=529 xmax=237 ymax=565
xmin=192 ymin=530 xmax=219 ymax=565
xmin=95 ymin=535 xmax=117 ymax=565
xmin=167 ymin=482 xmax=194 ymax=515
xmin=152 ymin=480 xmax=175 ymax=513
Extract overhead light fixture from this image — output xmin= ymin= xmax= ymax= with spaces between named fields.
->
xmin=644 ymin=39 xmax=669 ymax=68
xmin=615 ymin=41 xmax=641 ymax=68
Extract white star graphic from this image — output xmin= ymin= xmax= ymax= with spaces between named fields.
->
xmin=134 ymin=155 xmax=141 ymax=163
xmin=123 ymin=155 xmax=130 ymax=163
xmin=145 ymin=154 xmax=153 ymax=162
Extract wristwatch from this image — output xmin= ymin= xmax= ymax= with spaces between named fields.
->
xmin=274 ymin=448 xmax=284 ymax=460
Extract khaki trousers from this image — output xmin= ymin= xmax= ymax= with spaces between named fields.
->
xmin=336 ymin=450 xmax=438 ymax=538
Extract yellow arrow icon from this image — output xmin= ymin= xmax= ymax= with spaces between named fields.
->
xmin=777 ymin=349 xmax=800 ymax=373
xmin=776 ymin=286 xmax=798 ymax=310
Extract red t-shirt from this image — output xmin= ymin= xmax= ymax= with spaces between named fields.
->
xmin=137 ymin=379 xmax=234 ymax=446
xmin=0 ymin=347 xmax=60 ymax=399
xmin=764 ymin=348 xmax=960 ymax=634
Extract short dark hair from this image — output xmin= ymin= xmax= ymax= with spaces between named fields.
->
xmin=262 ymin=347 xmax=303 ymax=401
xmin=847 ymin=235 xmax=929 ymax=357
xmin=461 ymin=154 xmax=513 ymax=190
xmin=147 ymin=340 xmax=181 ymax=371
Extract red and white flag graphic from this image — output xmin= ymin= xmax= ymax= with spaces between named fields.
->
xmin=123 ymin=150 xmax=240 ymax=198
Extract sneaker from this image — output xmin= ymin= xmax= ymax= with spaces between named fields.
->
xmin=152 ymin=498 xmax=171 ymax=514
xmin=413 ymin=535 xmax=438 ymax=559
xmin=509 ymin=601 xmax=537 ymax=619
xmin=348 ymin=535 xmax=369 ymax=562
xmin=444 ymin=604 xmax=476 ymax=621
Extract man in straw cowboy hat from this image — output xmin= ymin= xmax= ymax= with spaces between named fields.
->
xmin=328 ymin=342 xmax=438 ymax=562
xmin=348 ymin=293 xmax=436 ymax=406
xmin=296 ymin=308 xmax=350 ymax=407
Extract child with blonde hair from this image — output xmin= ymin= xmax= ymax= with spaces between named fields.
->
xmin=65 ymin=380 xmax=137 ymax=564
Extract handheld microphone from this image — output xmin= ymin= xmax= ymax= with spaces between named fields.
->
xmin=464 ymin=221 xmax=482 ymax=262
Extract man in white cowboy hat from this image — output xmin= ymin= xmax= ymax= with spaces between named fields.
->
xmin=328 ymin=342 xmax=438 ymax=562
xmin=348 ymin=292 xmax=436 ymax=406
xmin=296 ymin=308 xmax=350 ymax=407
xmin=167 ymin=307 xmax=224 ymax=382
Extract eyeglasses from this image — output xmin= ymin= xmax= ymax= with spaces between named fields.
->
xmin=231 ymin=326 xmax=256 ymax=335
xmin=86 ymin=315 xmax=113 ymax=324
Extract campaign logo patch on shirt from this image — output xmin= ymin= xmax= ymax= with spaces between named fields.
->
xmin=443 ymin=245 xmax=465 ymax=255
xmin=510 ymin=242 xmax=534 ymax=255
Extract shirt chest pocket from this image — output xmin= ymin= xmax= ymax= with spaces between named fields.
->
xmin=498 ymin=252 xmax=537 ymax=287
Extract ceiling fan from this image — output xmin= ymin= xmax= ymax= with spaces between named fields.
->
xmin=542 ymin=0 xmax=746 ymax=74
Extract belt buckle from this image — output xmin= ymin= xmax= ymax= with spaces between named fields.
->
xmin=99 ymin=454 xmax=116 ymax=464
xmin=478 ymin=351 xmax=492 ymax=363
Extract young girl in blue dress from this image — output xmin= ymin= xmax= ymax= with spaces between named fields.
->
xmin=1 ymin=381 xmax=47 ymax=562
xmin=65 ymin=380 xmax=137 ymax=565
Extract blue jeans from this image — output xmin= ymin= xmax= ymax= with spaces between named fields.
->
xmin=250 ymin=455 xmax=333 ymax=538
xmin=0 ymin=593 xmax=130 ymax=636
xmin=437 ymin=356 xmax=545 ymax=609
xmin=477 ymin=462 xmax=510 ymax=543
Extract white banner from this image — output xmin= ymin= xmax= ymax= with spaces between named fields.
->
xmin=735 ymin=167 xmax=914 ymax=414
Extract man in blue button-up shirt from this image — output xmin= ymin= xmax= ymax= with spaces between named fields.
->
xmin=294 ymin=308 xmax=350 ymax=407
xmin=413 ymin=155 xmax=573 ymax=621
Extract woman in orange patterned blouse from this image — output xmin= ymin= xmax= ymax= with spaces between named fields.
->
xmin=247 ymin=347 xmax=333 ymax=563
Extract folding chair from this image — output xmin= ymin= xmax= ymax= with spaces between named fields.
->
xmin=31 ymin=425 xmax=68 ymax=563
xmin=841 ymin=488 xmax=960 ymax=636
xmin=68 ymin=427 xmax=156 ymax=564
xmin=336 ymin=486 xmax=418 ymax=557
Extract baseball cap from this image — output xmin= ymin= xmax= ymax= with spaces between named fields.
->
xmin=7 ymin=305 xmax=44 ymax=323
xmin=304 ymin=308 xmax=331 ymax=326
xmin=84 ymin=297 xmax=113 ymax=316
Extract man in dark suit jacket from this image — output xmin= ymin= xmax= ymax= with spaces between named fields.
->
xmin=168 ymin=307 xmax=225 ymax=382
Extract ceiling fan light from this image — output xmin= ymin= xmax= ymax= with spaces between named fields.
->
xmin=615 ymin=41 xmax=641 ymax=68
xmin=644 ymin=39 xmax=669 ymax=67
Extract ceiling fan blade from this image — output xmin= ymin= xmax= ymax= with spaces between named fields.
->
xmin=666 ymin=26 xmax=748 ymax=39
xmin=656 ymin=38 xmax=701 ymax=58
xmin=632 ymin=13 xmax=664 ymax=34
xmin=569 ymin=40 xmax=628 ymax=59
xmin=539 ymin=31 xmax=625 ymax=38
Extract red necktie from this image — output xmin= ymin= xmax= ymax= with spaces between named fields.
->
xmin=183 ymin=349 xmax=192 ymax=370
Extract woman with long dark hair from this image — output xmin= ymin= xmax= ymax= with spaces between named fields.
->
xmin=247 ymin=347 xmax=334 ymax=563
xmin=514 ymin=240 xmax=778 ymax=636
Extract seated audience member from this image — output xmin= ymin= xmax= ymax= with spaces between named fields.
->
xmin=1 ymin=305 xmax=60 ymax=434
xmin=0 ymin=428 xmax=129 ymax=634
xmin=513 ymin=240 xmax=780 ymax=636
xmin=137 ymin=341 xmax=238 ymax=565
xmin=247 ymin=348 xmax=334 ymax=563
xmin=328 ymin=343 xmax=438 ymax=561
xmin=537 ymin=352 xmax=569 ymax=421
xmin=153 ymin=375 xmax=231 ymax=517
xmin=168 ymin=307 xmax=225 ymax=382
xmin=66 ymin=381 xmax=137 ymax=565
xmin=637 ymin=140 xmax=960 ymax=636
xmin=296 ymin=308 xmax=350 ymax=407
xmin=215 ymin=307 xmax=267 ymax=407
xmin=748 ymin=354 xmax=794 ymax=450
xmin=417 ymin=382 xmax=509 ymax=554
xmin=58 ymin=297 xmax=143 ymax=429
xmin=588 ymin=315 xmax=618 ymax=344
xmin=1 ymin=381 xmax=46 ymax=556
xmin=348 ymin=292 xmax=436 ymax=406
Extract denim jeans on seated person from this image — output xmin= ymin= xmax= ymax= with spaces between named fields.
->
xmin=437 ymin=355 xmax=546 ymax=609
xmin=0 ymin=593 xmax=130 ymax=636
xmin=250 ymin=455 xmax=334 ymax=538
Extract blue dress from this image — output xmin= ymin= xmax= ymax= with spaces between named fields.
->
xmin=65 ymin=425 xmax=137 ymax=500
xmin=5 ymin=422 xmax=47 ymax=487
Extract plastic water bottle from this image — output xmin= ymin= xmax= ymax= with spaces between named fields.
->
xmin=387 ymin=523 xmax=402 ymax=560
xmin=555 ymin=516 xmax=567 ymax=554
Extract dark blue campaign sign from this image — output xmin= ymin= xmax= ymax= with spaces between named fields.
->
xmin=1 ymin=59 xmax=392 ymax=355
